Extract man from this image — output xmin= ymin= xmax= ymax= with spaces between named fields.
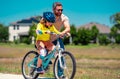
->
xmin=51 ymin=2 xmax=70 ymax=78
xmin=52 ymin=2 xmax=70 ymax=49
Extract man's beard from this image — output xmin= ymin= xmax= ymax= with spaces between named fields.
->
xmin=55 ymin=12 xmax=61 ymax=16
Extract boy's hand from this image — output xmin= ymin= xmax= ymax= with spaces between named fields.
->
xmin=45 ymin=30 xmax=51 ymax=34
xmin=36 ymin=30 xmax=43 ymax=34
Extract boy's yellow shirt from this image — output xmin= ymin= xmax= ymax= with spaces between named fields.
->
xmin=36 ymin=23 xmax=60 ymax=41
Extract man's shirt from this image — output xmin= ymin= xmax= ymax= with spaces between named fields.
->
xmin=54 ymin=14 xmax=69 ymax=31
xmin=50 ymin=14 xmax=69 ymax=41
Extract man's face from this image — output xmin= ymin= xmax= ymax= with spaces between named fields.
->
xmin=54 ymin=6 xmax=63 ymax=16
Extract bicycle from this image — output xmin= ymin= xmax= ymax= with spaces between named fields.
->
xmin=21 ymin=32 xmax=76 ymax=79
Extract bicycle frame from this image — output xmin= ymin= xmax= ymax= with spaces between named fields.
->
xmin=42 ymin=48 xmax=57 ymax=69
xmin=28 ymin=36 xmax=65 ymax=70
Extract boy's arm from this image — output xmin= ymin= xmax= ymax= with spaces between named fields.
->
xmin=36 ymin=23 xmax=47 ymax=34
xmin=51 ymin=25 xmax=61 ymax=34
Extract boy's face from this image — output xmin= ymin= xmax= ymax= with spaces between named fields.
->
xmin=46 ymin=21 xmax=53 ymax=26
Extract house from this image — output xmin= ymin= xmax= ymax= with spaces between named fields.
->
xmin=8 ymin=16 xmax=40 ymax=43
xmin=79 ymin=22 xmax=111 ymax=34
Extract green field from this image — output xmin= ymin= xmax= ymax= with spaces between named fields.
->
xmin=0 ymin=43 xmax=120 ymax=79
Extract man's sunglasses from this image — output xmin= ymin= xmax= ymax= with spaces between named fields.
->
xmin=56 ymin=9 xmax=63 ymax=12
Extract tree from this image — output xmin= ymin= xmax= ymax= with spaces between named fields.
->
xmin=70 ymin=24 xmax=78 ymax=45
xmin=62 ymin=24 xmax=79 ymax=45
xmin=110 ymin=26 xmax=118 ymax=38
xmin=110 ymin=12 xmax=120 ymax=29
xmin=0 ymin=24 xmax=8 ymax=42
xmin=28 ymin=22 xmax=37 ymax=44
xmin=78 ymin=28 xmax=91 ymax=45
xmin=98 ymin=35 xmax=111 ymax=45
xmin=70 ymin=24 xmax=77 ymax=37
xmin=115 ymin=34 xmax=120 ymax=44
xmin=28 ymin=16 xmax=41 ymax=44
xmin=29 ymin=22 xmax=37 ymax=38
xmin=90 ymin=25 xmax=99 ymax=43
xmin=110 ymin=26 xmax=120 ymax=44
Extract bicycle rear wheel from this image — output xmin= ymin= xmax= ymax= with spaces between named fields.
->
xmin=21 ymin=51 xmax=39 ymax=79
xmin=53 ymin=51 xmax=76 ymax=79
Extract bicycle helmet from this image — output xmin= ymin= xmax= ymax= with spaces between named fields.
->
xmin=43 ymin=12 xmax=55 ymax=23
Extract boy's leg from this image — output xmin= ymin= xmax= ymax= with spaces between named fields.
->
xmin=35 ymin=40 xmax=45 ymax=74
xmin=36 ymin=49 xmax=46 ymax=74
xmin=44 ymin=41 xmax=55 ymax=51
xmin=37 ymin=58 xmax=42 ymax=68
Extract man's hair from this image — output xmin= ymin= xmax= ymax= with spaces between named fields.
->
xmin=53 ymin=2 xmax=62 ymax=9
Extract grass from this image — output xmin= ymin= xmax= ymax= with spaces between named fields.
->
xmin=0 ymin=43 xmax=120 ymax=79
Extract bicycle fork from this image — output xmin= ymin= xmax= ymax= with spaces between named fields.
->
xmin=58 ymin=50 xmax=66 ymax=69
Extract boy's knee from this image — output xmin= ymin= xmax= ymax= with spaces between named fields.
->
xmin=39 ymin=48 xmax=47 ymax=59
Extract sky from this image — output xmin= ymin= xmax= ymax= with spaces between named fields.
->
xmin=0 ymin=0 xmax=120 ymax=27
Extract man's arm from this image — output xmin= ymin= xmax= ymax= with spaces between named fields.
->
xmin=61 ymin=18 xmax=70 ymax=36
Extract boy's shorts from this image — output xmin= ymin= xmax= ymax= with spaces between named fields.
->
xmin=36 ymin=40 xmax=54 ymax=51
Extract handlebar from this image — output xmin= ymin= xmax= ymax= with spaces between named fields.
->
xmin=50 ymin=32 xmax=71 ymax=38
xmin=37 ymin=30 xmax=71 ymax=38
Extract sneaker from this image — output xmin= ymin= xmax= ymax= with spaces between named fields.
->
xmin=36 ymin=67 xmax=45 ymax=74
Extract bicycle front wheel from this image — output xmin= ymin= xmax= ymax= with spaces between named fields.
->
xmin=21 ymin=51 xmax=39 ymax=79
xmin=53 ymin=51 xmax=76 ymax=79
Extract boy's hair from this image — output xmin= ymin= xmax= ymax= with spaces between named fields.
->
xmin=53 ymin=2 xmax=62 ymax=9
xmin=40 ymin=18 xmax=46 ymax=24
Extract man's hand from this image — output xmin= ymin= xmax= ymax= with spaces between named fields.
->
xmin=66 ymin=32 xmax=71 ymax=37
xmin=59 ymin=32 xmax=71 ymax=38
xmin=59 ymin=32 xmax=65 ymax=38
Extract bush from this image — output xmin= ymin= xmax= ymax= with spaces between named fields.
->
xmin=21 ymin=37 xmax=31 ymax=44
xmin=98 ymin=35 xmax=111 ymax=45
xmin=115 ymin=34 xmax=120 ymax=44
xmin=63 ymin=37 xmax=69 ymax=45
xmin=14 ymin=39 xmax=20 ymax=44
xmin=73 ymin=36 xmax=79 ymax=45
xmin=78 ymin=28 xmax=91 ymax=45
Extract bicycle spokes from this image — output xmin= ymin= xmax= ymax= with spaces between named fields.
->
xmin=53 ymin=51 xmax=76 ymax=79
xmin=21 ymin=51 xmax=39 ymax=79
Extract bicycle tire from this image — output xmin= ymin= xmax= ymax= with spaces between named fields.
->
xmin=21 ymin=51 xmax=39 ymax=79
xmin=53 ymin=51 xmax=76 ymax=79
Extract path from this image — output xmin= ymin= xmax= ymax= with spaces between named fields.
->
xmin=0 ymin=73 xmax=24 ymax=79
xmin=0 ymin=73 xmax=55 ymax=79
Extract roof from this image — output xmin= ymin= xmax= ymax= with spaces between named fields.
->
xmin=10 ymin=16 xmax=41 ymax=25
xmin=79 ymin=22 xmax=111 ymax=34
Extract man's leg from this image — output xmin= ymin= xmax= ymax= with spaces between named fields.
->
xmin=52 ymin=38 xmax=64 ymax=49
xmin=59 ymin=38 xmax=65 ymax=50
